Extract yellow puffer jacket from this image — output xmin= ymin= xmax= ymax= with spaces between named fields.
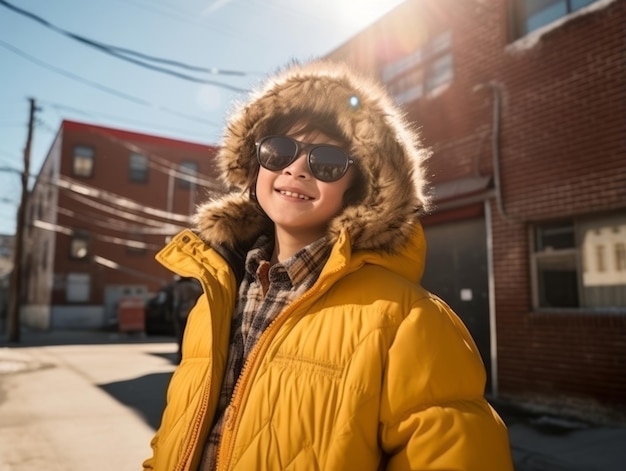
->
xmin=143 ymin=223 xmax=513 ymax=471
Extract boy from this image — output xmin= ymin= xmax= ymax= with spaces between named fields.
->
xmin=144 ymin=60 xmax=514 ymax=471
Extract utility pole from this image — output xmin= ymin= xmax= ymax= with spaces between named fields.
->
xmin=7 ymin=97 xmax=36 ymax=342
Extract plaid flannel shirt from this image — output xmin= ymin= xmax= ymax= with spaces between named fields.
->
xmin=200 ymin=235 xmax=331 ymax=470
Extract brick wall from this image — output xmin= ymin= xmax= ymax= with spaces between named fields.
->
xmin=491 ymin=0 xmax=626 ymax=407
xmin=49 ymin=121 xmax=220 ymax=304
xmin=327 ymin=0 xmax=626 ymax=411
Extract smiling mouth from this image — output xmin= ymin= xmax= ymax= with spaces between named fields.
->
xmin=278 ymin=190 xmax=312 ymax=200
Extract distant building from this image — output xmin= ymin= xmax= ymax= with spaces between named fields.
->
xmin=0 ymin=233 xmax=14 ymax=329
xmin=326 ymin=0 xmax=625 ymax=416
xmin=21 ymin=120 xmax=223 ymax=330
xmin=0 ymin=234 xmax=14 ymax=278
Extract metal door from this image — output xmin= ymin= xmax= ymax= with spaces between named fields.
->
xmin=421 ymin=217 xmax=492 ymax=392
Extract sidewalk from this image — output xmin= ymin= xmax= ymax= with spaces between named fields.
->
xmin=2 ymin=328 xmax=626 ymax=471
xmin=491 ymin=399 xmax=626 ymax=471
xmin=0 ymin=328 xmax=177 ymax=471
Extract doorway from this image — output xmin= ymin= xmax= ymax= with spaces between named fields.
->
xmin=421 ymin=217 xmax=492 ymax=392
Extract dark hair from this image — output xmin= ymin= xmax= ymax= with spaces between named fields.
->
xmin=246 ymin=111 xmax=366 ymax=208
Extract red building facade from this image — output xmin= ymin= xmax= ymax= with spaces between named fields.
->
xmin=22 ymin=120 xmax=222 ymax=329
xmin=327 ymin=0 xmax=625 ymax=416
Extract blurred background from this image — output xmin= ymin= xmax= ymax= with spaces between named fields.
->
xmin=0 ymin=0 xmax=404 ymax=235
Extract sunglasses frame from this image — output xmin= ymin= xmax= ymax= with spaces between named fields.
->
xmin=255 ymin=135 xmax=355 ymax=182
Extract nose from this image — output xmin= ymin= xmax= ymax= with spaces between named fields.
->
xmin=282 ymin=152 xmax=310 ymax=179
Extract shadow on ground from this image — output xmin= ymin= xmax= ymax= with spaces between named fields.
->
xmin=100 ymin=368 xmax=174 ymax=430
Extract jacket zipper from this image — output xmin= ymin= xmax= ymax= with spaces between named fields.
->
xmin=215 ymin=264 xmax=345 ymax=471
xmin=176 ymin=378 xmax=212 ymax=471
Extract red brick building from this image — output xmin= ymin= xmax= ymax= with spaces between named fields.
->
xmin=22 ymin=120 xmax=222 ymax=330
xmin=327 ymin=0 xmax=625 ymax=415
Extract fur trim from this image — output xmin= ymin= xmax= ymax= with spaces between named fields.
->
xmin=195 ymin=60 xmax=431 ymax=253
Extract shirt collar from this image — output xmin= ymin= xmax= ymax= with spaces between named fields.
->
xmin=244 ymin=235 xmax=331 ymax=289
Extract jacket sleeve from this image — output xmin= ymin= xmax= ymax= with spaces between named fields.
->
xmin=379 ymin=295 xmax=514 ymax=471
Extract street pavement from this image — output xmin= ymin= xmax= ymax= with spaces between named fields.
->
xmin=1 ymin=328 xmax=626 ymax=471
xmin=0 ymin=329 xmax=176 ymax=471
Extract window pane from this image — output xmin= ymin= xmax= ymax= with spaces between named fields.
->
xmin=426 ymin=53 xmax=453 ymax=94
xmin=178 ymin=161 xmax=198 ymax=189
xmin=535 ymin=220 xmax=575 ymax=251
xmin=525 ymin=0 xmax=567 ymax=33
xmin=536 ymin=252 xmax=579 ymax=307
xmin=73 ymin=146 xmax=94 ymax=177
xmin=383 ymin=30 xmax=452 ymax=104
xmin=129 ymin=153 xmax=148 ymax=182
xmin=571 ymin=0 xmax=597 ymax=11
xmin=533 ymin=214 xmax=626 ymax=310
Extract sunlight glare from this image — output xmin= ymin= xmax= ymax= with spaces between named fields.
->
xmin=332 ymin=0 xmax=405 ymax=27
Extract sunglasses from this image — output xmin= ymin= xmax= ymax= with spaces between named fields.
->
xmin=255 ymin=135 xmax=354 ymax=182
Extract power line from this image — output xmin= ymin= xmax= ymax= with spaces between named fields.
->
xmin=38 ymin=101 xmax=217 ymax=141
xmin=56 ymin=207 xmax=184 ymax=236
xmin=68 ymin=123 xmax=225 ymax=191
xmin=30 ymin=219 xmax=170 ymax=284
xmin=93 ymin=255 xmax=169 ymax=284
xmin=57 ymin=176 xmax=193 ymax=223
xmin=31 ymin=170 xmax=197 ymax=228
xmin=0 ymin=40 xmax=219 ymax=127
xmin=0 ymin=0 xmax=253 ymax=92
xmin=33 ymin=219 xmax=163 ymax=251
xmin=98 ymin=133 xmax=223 ymax=190
xmin=58 ymin=191 xmax=187 ymax=232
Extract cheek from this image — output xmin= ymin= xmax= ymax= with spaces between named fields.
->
xmin=327 ymin=173 xmax=354 ymax=203
xmin=255 ymin=169 xmax=269 ymax=193
xmin=255 ymin=170 xmax=273 ymax=207
xmin=320 ymin=182 xmax=352 ymax=215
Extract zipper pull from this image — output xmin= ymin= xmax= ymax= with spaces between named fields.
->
xmin=224 ymin=405 xmax=236 ymax=430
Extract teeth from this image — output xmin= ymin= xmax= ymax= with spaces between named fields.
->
xmin=280 ymin=190 xmax=311 ymax=200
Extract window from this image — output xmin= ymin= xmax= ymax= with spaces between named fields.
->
xmin=70 ymin=231 xmax=89 ymax=260
xmin=382 ymin=31 xmax=453 ymax=105
xmin=66 ymin=272 xmax=90 ymax=302
xmin=178 ymin=161 xmax=198 ymax=189
xmin=72 ymin=145 xmax=94 ymax=177
xmin=513 ymin=0 xmax=599 ymax=37
xmin=532 ymin=213 xmax=626 ymax=311
xmin=129 ymin=153 xmax=149 ymax=182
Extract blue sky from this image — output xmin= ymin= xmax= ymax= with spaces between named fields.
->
xmin=0 ymin=0 xmax=404 ymax=235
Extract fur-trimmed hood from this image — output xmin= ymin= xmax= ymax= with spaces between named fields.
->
xmin=194 ymin=59 xmax=431 ymax=254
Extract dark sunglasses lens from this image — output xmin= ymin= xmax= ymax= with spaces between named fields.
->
xmin=310 ymin=146 xmax=350 ymax=182
xmin=258 ymin=137 xmax=297 ymax=170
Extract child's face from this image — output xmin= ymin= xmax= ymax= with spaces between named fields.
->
xmin=255 ymin=129 xmax=355 ymax=243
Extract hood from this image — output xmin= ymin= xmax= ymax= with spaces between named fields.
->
xmin=194 ymin=59 xmax=431 ymax=254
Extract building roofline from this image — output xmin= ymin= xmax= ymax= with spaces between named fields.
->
xmin=61 ymin=119 xmax=217 ymax=153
